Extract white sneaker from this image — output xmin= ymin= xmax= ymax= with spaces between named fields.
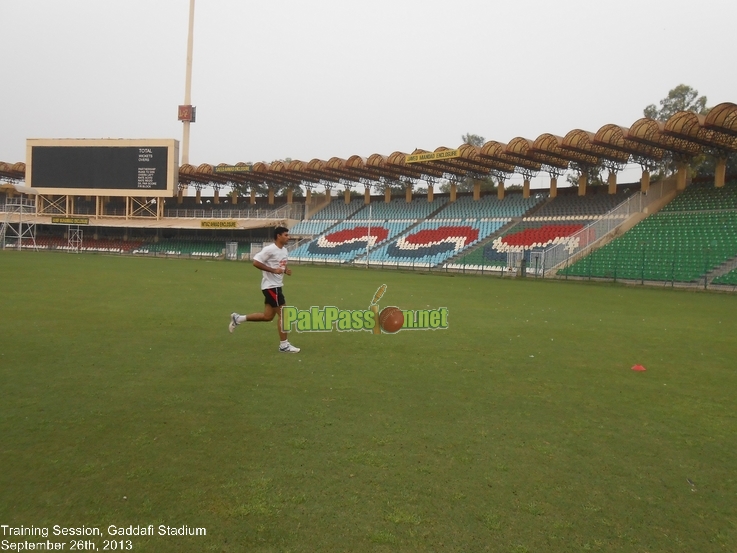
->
xmin=279 ymin=342 xmax=300 ymax=353
xmin=229 ymin=313 xmax=240 ymax=333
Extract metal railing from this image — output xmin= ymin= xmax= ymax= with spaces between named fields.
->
xmin=541 ymin=181 xmax=675 ymax=274
xmin=164 ymin=203 xmax=303 ymax=220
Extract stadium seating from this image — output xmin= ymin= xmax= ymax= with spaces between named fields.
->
xmin=351 ymin=197 xmax=449 ymax=221
xmin=528 ymin=191 xmax=628 ymax=219
xmin=713 ymin=267 xmax=737 ymax=286
xmin=308 ymin=199 xmax=365 ymax=220
xmin=364 ymin=220 xmax=506 ymax=267
xmin=11 ymin=181 xmax=736 ymax=288
xmin=560 ymin=181 xmax=737 ymax=282
xmin=290 ymin=221 xmax=414 ymax=263
xmin=289 ymin=220 xmax=337 ymax=236
xmin=434 ymin=194 xmax=540 ymax=220
xmin=133 ymin=237 xmax=232 ymax=257
xmin=454 ymin=191 xmax=625 ymax=268
xmin=18 ymin=236 xmax=145 ymax=253
xmin=659 ymin=182 xmax=737 ymax=213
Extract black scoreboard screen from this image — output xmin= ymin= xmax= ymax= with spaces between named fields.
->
xmin=31 ymin=146 xmax=169 ymax=191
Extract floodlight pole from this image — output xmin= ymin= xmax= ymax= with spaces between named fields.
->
xmin=366 ymin=203 xmax=371 ymax=268
xmin=182 ymin=0 xmax=196 ymax=165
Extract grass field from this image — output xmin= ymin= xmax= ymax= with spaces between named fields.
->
xmin=1 ymin=250 xmax=736 ymax=552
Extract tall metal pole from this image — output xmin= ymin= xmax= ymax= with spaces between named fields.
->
xmin=182 ymin=0 xmax=195 ymax=165
xmin=366 ymin=203 xmax=372 ymax=268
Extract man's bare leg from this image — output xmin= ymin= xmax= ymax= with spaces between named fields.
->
xmin=230 ymin=305 xmax=288 ymax=341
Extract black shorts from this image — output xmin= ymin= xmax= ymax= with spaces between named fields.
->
xmin=263 ymin=287 xmax=286 ymax=308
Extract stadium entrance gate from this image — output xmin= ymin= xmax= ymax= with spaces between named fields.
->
xmin=529 ymin=250 xmax=545 ymax=276
xmin=507 ymin=251 xmax=523 ymax=271
xmin=225 ymin=242 xmax=238 ymax=260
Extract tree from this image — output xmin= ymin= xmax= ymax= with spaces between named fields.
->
xmin=643 ymin=84 xmax=708 ymax=122
xmin=643 ymin=85 xmax=715 ymax=180
xmin=440 ymin=177 xmax=497 ymax=194
xmin=461 ymin=133 xmax=485 ymax=147
xmin=566 ymin=163 xmax=606 ymax=188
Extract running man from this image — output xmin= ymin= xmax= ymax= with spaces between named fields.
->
xmin=229 ymin=226 xmax=300 ymax=353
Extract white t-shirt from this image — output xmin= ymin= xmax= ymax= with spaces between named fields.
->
xmin=253 ymin=243 xmax=288 ymax=290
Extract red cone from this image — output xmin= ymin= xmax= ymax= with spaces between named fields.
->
xmin=631 ymin=365 xmax=646 ymax=372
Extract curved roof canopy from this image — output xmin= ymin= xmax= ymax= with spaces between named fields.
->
xmin=561 ymin=129 xmax=630 ymax=164
xmin=704 ymin=102 xmax=737 ymax=137
xmin=0 ymin=161 xmax=26 ymax=181
xmin=592 ymin=124 xmax=664 ymax=160
xmin=9 ymin=104 xmax=736 ymax=191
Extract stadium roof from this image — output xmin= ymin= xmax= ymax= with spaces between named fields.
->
xmin=179 ymin=102 xmax=736 ymax=190
xmin=0 ymin=161 xmax=26 ymax=181
xmin=5 ymin=102 xmax=737 ymax=192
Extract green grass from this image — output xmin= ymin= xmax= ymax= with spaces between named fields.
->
xmin=1 ymin=250 xmax=737 ymax=552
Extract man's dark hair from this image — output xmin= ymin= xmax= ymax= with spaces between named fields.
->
xmin=274 ymin=226 xmax=289 ymax=239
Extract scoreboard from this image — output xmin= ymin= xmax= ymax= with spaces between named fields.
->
xmin=26 ymin=139 xmax=179 ymax=197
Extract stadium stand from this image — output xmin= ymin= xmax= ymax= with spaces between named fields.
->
xmin=436 ymin=194 xmax=540 ymax=220
xmin=132 ymin=237 xmax=254 ymax=258
xmin=451 ymin=192 xmax=615 ymax=269
xmin=351 ymin=197 xmax=449 ymax=221
xmin=290 ymin=194 xmax=550 ymax=266
xmin=290 ymin=220 xmax=414 ymax=263
xmin=29 ymin=236 xmax=144 ymax=253
xmin=308 ymin=199 xmax=365 ymax=220
xmin=713 ymin=267 xmax=737 ymax=286
xmin=527 ymin=190 xmax=629 ymax=219
xmin=365 ymin=219 xmax=507 ymax=267
xmin=559 ymin=181 xmax=737 ymax=282
xmin=289 ymin=220 xmax=337 ymax=236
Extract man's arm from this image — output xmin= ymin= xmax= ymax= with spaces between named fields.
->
xmin=253 ymin=259 xmax=284 ymax=274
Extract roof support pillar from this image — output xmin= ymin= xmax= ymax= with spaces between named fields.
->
xmin=450 ymin=182 xmax=457 ymax=202
xmin=287 ymin=188 xmax=293 ymax=204
xmin=497 ymin=180 xmax=505 ymax=200
xmin=578 ymin=173 xmax=587 ymax=196
xmin=344 ymin=188 xmax=351 ymax=204
xmin=268 ymin=187 xmax=274 ymax=205
xmin=523 ymin=179 xmax=530 ymax=199
xmin=364 ymin=186 xmax=371 ymax=205
xmin=715 ymin=157 xmax=726 ymax=188
xmin=250 ymin=188 xmax=256 ymax=205
xmin=608 ymin=171 xmax=617 ymax=195
xmin=549 ymin=176 xmax=558 ymax=198
xmin=384 ymin=187 xmax=391 ymax=203
xmin=177 ymin=188 xmax=184 ymax=204
xmin=473 ymin=181 xmax=481 ymax=201
xmin=231 ymin=190 xmax=238 ymax=205
xmin=640 ymin=170 xmax=650 ymax=194
xmin=405 ymin=184 xmax=412 ymax=203
xmin=427 ymin=183 xmax=434 ymax=202
xmin=195 ymin=188 xmax=202 ymax=204
xmin=214 ymin=188 xmax=220 ymax=204
xmin=676 ymin=163 xmax=688 ymax=190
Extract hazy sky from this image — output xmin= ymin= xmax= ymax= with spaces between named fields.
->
xmin=2 ymin=0 xmax=736 ymax=190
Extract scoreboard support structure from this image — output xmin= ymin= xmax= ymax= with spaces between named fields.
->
xmin=1 ymin=194 xmax=38 ymax=251
xmin=36 ymin=194 xmax=166 ymax=220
